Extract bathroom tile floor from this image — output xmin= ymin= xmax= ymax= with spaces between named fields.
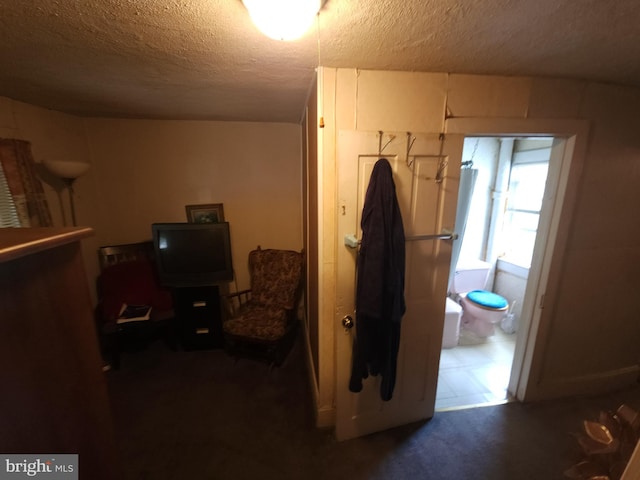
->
xmin=435 ymin=326 xmax=517 ymax=411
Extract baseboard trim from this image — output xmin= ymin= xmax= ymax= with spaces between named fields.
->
xmin=315 ymin=406 xmax=336 ymax=429
xmin=621 ymin=439 xmax=640 ymax=480
xmin=300 ymin=320 xmax=336 ymax=429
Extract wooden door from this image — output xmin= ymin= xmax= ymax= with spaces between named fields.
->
xmin=335 ymin=130 xmax=463 ymax=441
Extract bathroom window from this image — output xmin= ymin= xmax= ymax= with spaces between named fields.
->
xmin=501 ymin=160 xmax=549 ymax=267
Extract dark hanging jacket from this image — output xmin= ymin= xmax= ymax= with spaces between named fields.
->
xmin=349 ymin=158 xmax=406 ymax=401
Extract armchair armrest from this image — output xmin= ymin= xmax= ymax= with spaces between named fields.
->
xmin=222 ymin=289 xmax=252 ymax=318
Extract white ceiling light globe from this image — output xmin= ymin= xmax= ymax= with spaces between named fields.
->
xmin=243 ymin=0 xmax=321 ymax=41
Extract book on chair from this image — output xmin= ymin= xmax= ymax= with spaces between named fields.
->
xmin=116 ymin=303 xmax=152 ymax=324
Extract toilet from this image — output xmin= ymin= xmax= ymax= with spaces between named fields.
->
xmin=451 ymin=259 xmax=509 ymax=337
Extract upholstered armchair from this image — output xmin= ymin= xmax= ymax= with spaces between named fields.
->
xmin=96 ymin=241 xmax=174 ymax=369
xmin=222 ymin=247 xmax=304 ymax=366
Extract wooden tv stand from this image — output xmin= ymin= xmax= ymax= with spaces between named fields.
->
xmin=172 ymin=285 xmax=224 ymax=350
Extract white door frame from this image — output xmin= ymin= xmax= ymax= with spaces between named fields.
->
xmin=445 ymin=118 xmax=589 ymax=401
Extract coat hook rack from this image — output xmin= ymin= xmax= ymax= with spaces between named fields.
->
xmin=405 ymin=131 xmax=416 ymax=168
xmin=377 ymin=130 xmax=395 ymax=156
xmin=435 ymin=133 xmax=447 ymax=183
xmin=403 ymin=133 xmax=446 ymax=184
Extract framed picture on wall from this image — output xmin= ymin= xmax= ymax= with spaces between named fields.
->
xmin=185 ymin=203 xmax=225 ymax=224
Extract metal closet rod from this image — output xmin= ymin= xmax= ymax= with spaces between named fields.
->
xmin=345 ymin=232 xmax=458 ymax=248
xmin=406 ymin=232 xmax=458 ymax=241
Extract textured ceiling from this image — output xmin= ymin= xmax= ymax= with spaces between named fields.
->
xmin=1 ymin=0 xmax=639 ymax=123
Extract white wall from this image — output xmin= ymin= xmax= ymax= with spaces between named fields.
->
xmin=0 ymin=97 xmax=304 ymax=302
xmin=494 ymin=260 xmax=528 ymax=328
xmin=0 ymin=96 xmax=102 ymax=296
xmin=84 ymin=118 xmax=303 ymax=292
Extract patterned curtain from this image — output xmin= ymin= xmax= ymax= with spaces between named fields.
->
xmin=0 ymin=138 xmax=52 ymax=227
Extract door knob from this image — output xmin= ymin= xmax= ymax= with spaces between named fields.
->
xmin=341 ymin=315 xmax=354 ymax=329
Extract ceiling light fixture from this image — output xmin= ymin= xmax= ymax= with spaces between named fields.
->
xmin=242 ymin=0 xmax=322 ymax=41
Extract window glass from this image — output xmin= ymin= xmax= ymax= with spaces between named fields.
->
xmin=501 ymin=162 xmax=549 ymax=267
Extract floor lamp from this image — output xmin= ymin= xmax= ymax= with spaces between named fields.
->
xmin=43 ymin=160 xmax=90 ymax=226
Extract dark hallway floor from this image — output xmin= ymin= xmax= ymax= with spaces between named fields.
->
xmin=106 ymin=332 xmax=640 ymax=480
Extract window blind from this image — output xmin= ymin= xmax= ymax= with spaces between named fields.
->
xmin=0 ymin=164 xmax=21 ymax=227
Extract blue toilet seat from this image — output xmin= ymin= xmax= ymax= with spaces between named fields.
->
xmin=466 ymin=290 xmax=508 ymax=310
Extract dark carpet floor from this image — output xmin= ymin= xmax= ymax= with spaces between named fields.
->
xmin=106 ymin=332 xmax=640 ymax=480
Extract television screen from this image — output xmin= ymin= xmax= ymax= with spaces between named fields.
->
xmin=151 ymin=222 xmax=233 ymax=287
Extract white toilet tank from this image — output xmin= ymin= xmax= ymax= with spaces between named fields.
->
xmin=452 ymin=259 xmax=491 ymax=294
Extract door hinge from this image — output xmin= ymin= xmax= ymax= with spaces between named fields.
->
xmin=539 ymin=294 xmax=545 ymax=309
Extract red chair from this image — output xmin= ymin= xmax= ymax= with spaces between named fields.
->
xmin=96 ymin=242 xmax=174 ymax=369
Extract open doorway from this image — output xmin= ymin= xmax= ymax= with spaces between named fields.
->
xmin=334 ymin=124 xmax=583 ymax=439
xmin=436 ymin=136 xmax=553 ymax=410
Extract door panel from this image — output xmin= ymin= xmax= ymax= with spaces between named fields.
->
xmin=410 ymin=157 xmax=441 ymax=234
xmin=335 ymin=130 xmax=463 ymax=441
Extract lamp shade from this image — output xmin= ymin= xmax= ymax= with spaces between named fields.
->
xmin=43 ymin=160 xmax=90 ymax=179
xmin=243 ymin=0 xmax=321 ymax=41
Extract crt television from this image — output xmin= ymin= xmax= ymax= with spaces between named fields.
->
xmin=151 ymin=222 xmax=234 ymax=287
